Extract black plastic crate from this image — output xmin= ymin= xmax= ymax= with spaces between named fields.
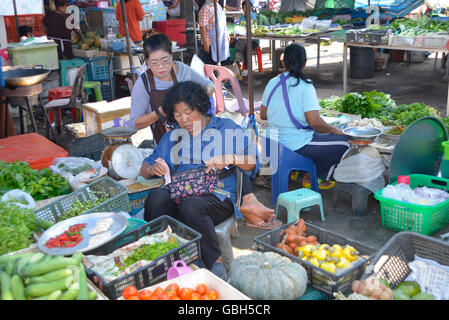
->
xmin=253 ymin=221 xmax=377 ymax=296
xmin=360 ymin=231 xmax=449 ymax=289
xmin=84 ymin=215 xmax=202 ymax=300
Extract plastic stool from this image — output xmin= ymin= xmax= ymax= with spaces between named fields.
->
xmin=215 ymin=215 xmax=238 ymax=279
xmin=332 ymin=182 xmax=372 ymax=216
xmin=48 ymin=87 xmax=73 ymax=129
xmin=84 ymin=81 xmax=103 ymax=102
xmin=242 ymin=47 xmax=263 ymax=72
xmin=275 ymin=188 xmax=325 ymax=223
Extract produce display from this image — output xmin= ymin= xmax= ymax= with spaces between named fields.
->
xmin=0 ymin=252 xmax=97 ymax=300
xmin=0 ymin=161 xmax=70 ymax=201
xmin=73 ymin=31 xmax=102 ymax=51
xmin=44 ymin=223 xmax=88 ymax=249
xmin=229 ymin=251 xmax=308 ymax=300
xmin=390 ymin=17 xmax=449 ymax=36
xmin=121 ymin=283 xmax=219 ymax=300
xmin=56 ymin=196 xmax=109 ymax=223
xmin=393 ymin=281 xmax=435 ymax=300
xmin=385 ymin=125 xmax=406 ymax=135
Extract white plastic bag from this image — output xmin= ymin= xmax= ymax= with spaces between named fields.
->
xmin=1 ymin=189 xmax=36 ymax=210
xmin=314 ymin=19 xmax=333 ymax=31
xmin=50 ymin=157 xmax=106 ymax=185
xmin=190 ymin=53 xmax=206 ymax=78
xmin=301 ymin=16 xmax=318 ymax=31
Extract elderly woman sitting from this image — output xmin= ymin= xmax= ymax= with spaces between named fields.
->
xmin=140 ymin=81 xmax=259 ymax=279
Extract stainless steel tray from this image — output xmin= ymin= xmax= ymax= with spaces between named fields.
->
xmin=37 ymin=212 xmax=128 ymax=255
xmin=343 ymin=126 xmax=383 ymax=141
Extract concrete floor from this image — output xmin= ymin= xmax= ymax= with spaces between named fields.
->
xmin=231 ymin=41 xmax=449 ymax=259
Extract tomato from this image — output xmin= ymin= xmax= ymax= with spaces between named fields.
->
xmin=179 ymin=287 xmax=193 ymax=300
xmin=169 ymin=295 xmax=181 ymax=300
xmin=206 ymin=289 xmax=219 ymax=300
xmin=191 ymin=292 xmax=202 ymax=300
xmin=138 ymin=289 xmax=153 ymax=300
xmin=149 ymin=294 xmax=159 ymax=300
xmin=195 ymin=283 xmax=208 ymax=295
xmin=127 ymin=295 xmax=139 ymax=300
xmin=122 ymin=286 xmax=138 ymax=300
xmin=152 ymin=287 xmax=164 ymax=297
xmin=165 ymin=283 xmax=180 ymax=295
xmin=158 ymin=292 xmax=170 ymax=300
xmin=165 ymin=289 xmax=178 ymax=299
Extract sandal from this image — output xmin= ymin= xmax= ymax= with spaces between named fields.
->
xmin=246 ymin=218 xmax=282 ymax=230
xmin=253 ymin=175 xmax=271 ymax=189
xmin=302 ymin=178 xmax=336 ymax=190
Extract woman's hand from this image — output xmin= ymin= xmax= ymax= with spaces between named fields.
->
xmin=205 ymin=155 xmax=234 ymax=173
xmin=141 ymin=158 xmax=169 ymax=178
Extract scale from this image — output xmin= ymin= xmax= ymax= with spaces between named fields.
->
xmin=100 ymin=127 xmax=144 ymax=180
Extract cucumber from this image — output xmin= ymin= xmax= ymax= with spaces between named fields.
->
xmin=10 ymin=275 xmax=26 ymax=300
xmin=0 ymin=271 xmax=14 ymax=300
xmin=15 ymin=254 xmax=34 ymax=275
xmin=41 ymin=254 xmax=54 ymax=263
xmin=60 ymin=284 xmax=80 ymax=300
xmin=33 ymin=290 xmax=62 ymax=300
xmin=28 ymin=253 xmax=46 ymax=265
xmin=28 ymin=268 xmax=74 ymax=284
xmin=4 ymin=260 xmax=14 ymax=275
xmin=35 ymin=218 xmax=53 ymax=231
xmin=25 ymin=275 xmax=74 ymax=297
xmin=21 ymin=256 xmax=80 ymax=277
xmin=88 ymin=290 xmax=97 ymax=300
xmin=77 ymin=263 xmax=88 ymax=300
xmin=0 ymin=252 xmax=32 ymax=265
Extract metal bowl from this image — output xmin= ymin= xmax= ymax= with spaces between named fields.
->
xmin=343 ymin=126 xmax=383 ymax=141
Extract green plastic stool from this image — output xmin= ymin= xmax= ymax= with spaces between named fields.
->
xmin=84 ymin=81 xmax=103 ymax=102
xmin=275 ymin=188 xmax=325 ymax=223
xmin=59 ymin=59 xmax=102 ymax=102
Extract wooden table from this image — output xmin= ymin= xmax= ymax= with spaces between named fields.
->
xmin=342 ymin=42 xmax=449 ymax=114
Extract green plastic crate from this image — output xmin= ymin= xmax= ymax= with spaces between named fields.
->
xmin=7 ymin=42 xmax=59 ymax=70
xmin=35 ymin=176 xmax=131 ymax=224
xmin=374 ymin=174 xmax=449 ymax=235
xmin=297 ymin=285 xmax=333 ymax=300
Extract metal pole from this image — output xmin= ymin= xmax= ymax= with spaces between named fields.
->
xmin=120 ymin=0 xmax=137 ymax=83
xmin=343 ymin=43 xmax=348 ymax=93
xmin=213 ymin=0 xmax=220 ymax=65
xmin=244 ymin=1 xmax=254 ymax=116
xmin=192 ymin=0 xmax=198 ymax=55
xmin=13 ymin=0 xmax=20 ymax=42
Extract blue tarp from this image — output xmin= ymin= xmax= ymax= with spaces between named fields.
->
xmin=354 ymin=0 xmax=424 ymax=18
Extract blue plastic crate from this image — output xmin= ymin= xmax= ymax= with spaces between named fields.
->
xmin=80 ymin=56 xmax=113 ymax=82
xmin=100 ymin=79 xmax=115 ymax=101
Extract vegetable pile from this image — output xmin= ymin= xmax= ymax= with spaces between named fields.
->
xmin=0 ymin=161 xmax=70 ymax=201
xmin=390 ymin=17 xmax=449 ymax=36
xmin=122 ymin=283 xmax=219 ymax=300
xmin=45 ymin=223 xmax=87 ymax=249
xmin=56 ymin=196 xmax=109 ymax=223
xmin=0 ymin=252 xmax=98 ymax=300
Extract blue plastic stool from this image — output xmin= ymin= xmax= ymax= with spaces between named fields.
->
xmin=275 ymin=188 xmax=325 ymax=223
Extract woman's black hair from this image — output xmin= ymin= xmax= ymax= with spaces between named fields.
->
xmin=19 ymin=26 xmax=33 ymax=38
xmin=143 ymin=33 xmax=172 ymax=60
xmin=162 ymin=81 xmax=211 ymax=124
xmin=283 ymin=43 xmax=312 ymax=86
xmin=54 ymin=0 xmax=67 ymax=8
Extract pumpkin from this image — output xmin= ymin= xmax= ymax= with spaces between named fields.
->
xmin=229 ymin=251 xmax=308 ymax=300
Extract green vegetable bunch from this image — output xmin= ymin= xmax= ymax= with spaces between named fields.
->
xmin=57 ymin=196 xmax=109 ymax=223
xmin=0 ymin=161 xmax=70 ymax=201
xmin=122 ymin=237 xmax=179 ymax=269
xmin=0 ymin=202 xmax=37 ymax=255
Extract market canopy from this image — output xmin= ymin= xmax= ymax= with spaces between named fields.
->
xmin=354 ymin=0 xmax=425 ymax=17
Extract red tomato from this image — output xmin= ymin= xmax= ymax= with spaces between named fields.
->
xmin=191 ymin=292 xmax=202 ymax=300
xmin=206 ymin=289 xmax=219 ymax=300
xmin=158 ymin=293 xmax=170 ymax=300
xmin=152 ymin=287 xmax=164 ymax=297
xmin=149 ymin=294 xmax=159 ymax=300
xmin=179 ymin=287 xmax=193 ymax=300
xmin=165 ymin=283 xmax=180 ymax=295
xmin=195 ymin=283 xmax=208 ymax=295
xmin=122 ymin=286 xmax=138 ymax=300
xmin=138 ymin=289 xmax=153 ymax=300
xmin=127 ymin=295 xmax=139 ymax=300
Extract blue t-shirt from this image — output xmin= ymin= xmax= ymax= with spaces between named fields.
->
xmin=143 ymin=115 xmax=260 ymax=218
xmin=262 ymin=72 xmax=321 ymax=151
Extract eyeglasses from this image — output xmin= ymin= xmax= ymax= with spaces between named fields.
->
xmin=147 ymin=55 xmax=172 ymax=68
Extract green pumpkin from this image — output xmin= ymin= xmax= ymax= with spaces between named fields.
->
xmin=229 ymin=251 xmax=308 ymax=300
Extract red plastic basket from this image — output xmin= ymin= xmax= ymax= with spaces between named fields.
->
xmin=152 ymin=19 xmax=186 ymax=46
xmin=4 ymin=14 xmax=46 ymax=43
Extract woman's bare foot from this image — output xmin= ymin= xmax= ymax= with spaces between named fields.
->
xmin=239 ymin=193 xmax=275 ymax=221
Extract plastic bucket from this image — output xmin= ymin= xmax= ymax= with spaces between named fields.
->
xmin=442 ymin=141 xmax=449 ymax=159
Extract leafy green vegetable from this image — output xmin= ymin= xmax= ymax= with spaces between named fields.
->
xmin=0 ymin=161 xmax=70 ymax=201
xmin=0 ymin=202 xmax=37 ymax=255
xmin=57 ymin=196 xmax=109 ymax=223
xmin=121 ymin=237 xmax=179 ymax=269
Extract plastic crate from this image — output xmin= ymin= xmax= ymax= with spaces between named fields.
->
xmin=388 ymin=34 xmax=416 ymax=46
xmin=297 ymin=285 xmax=334 ymax=300
xmin=59 ymin=59 xmax=86 ymax=86
xmin=34 ymin=176 xmax=130 ymax=224
xmin=4 ymin=14 xmax=46 ymax=43
xmin=360 ymin=231 xmax=449 ymax=290
xmin=84 ymin=215 xmax=202 ymax=300
xmin=374 ymin=174 xmax=449 ymax=235
xmin=79 ymin=56 xmax=114 ymax=81
xmin=422 ymin=34 xmax=449 ymax=48
xmin=100 ymin=79 xmax=115 ymax=101
xmin=253 ymin=221 xmax=377 ymax=296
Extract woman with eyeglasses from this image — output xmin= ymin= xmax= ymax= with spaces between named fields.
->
xmin=130 ymin=33 xmax=215 ymax=143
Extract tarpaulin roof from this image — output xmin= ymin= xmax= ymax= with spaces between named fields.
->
xmin=354 ymin=0 xmax=425 ymax=17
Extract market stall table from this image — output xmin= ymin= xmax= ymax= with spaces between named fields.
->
xmin=342 ymin=42 xmax=449 ymax=114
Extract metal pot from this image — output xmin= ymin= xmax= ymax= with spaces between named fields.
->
xmin=343 ymin=126 xmax=383 ymax=143
xmin=3 ymin=67 xmax=50 ymax=87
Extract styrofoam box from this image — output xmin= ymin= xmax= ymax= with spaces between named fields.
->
xmin=118 ymin=269 xmax=251 ymax=300
xmin=113 ymin=54 xmax=142 ymax=76
xmin=423 ymin=34 xmax=449 ymax=48
xmin=388 ymin=34 xmax=416 ymax=46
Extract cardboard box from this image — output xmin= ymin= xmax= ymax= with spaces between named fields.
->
xmin=82 ymin=96 xmax=131 ymax=136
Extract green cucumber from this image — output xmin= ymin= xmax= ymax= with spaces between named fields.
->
xmin=77 ymin=263 xmax=88 ymax=300
xmin=27 ymin=267 xmax=74 ymax=285
xmin=0 ymin=252 xmax=32 ymax=265
xmin=21 ymin=256 xmax=80 ymax=277
xmin=60 ymin=284 xmax=80 ymax=300
xmin=15 ymin=254 xmax=34 ymax=275
xmin=40 ymin=254 xmax=54 ymax=264
xmin=25 ymin=275 xmax=74 ymax=297
xmin=88 ymin=290 xmax=97 ymax=300
xmin=35 ymin=218 xmax=53 ymax=231
xmin=10 ymin=275 xmax=26 ymax=300
xmin=33 ymin=290 xmax=62 ymax=300
xmin=4 ymin=260 xmax=14 ymax=275
xmin=1 ymin=271 xmax=14 ymax=300
xmin=28 ymin=253 xmax=46 ymax=265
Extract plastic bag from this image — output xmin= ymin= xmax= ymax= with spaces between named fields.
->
xmin=381 ymin=184 xmax=449 ymax=205
xmin=314 ymin=19 xmax=333 ymax=31
xmin=50 ymin=157 xmax=106 ymax=184
xmin=190 ymin=53 xmax=206 ymax=78
xmin=1 ymin=189 xmax=36 ymax=210
xmin=334 ymin=148 xmax=385 ymax=184
xmin=301 ymin=16 xmax=318 ymax=31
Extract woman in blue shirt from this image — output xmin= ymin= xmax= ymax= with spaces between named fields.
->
xmin=260 ymin=43 xmax=350 ymax=189
xmin=140 ymin=81 xmax=259 ymax=278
